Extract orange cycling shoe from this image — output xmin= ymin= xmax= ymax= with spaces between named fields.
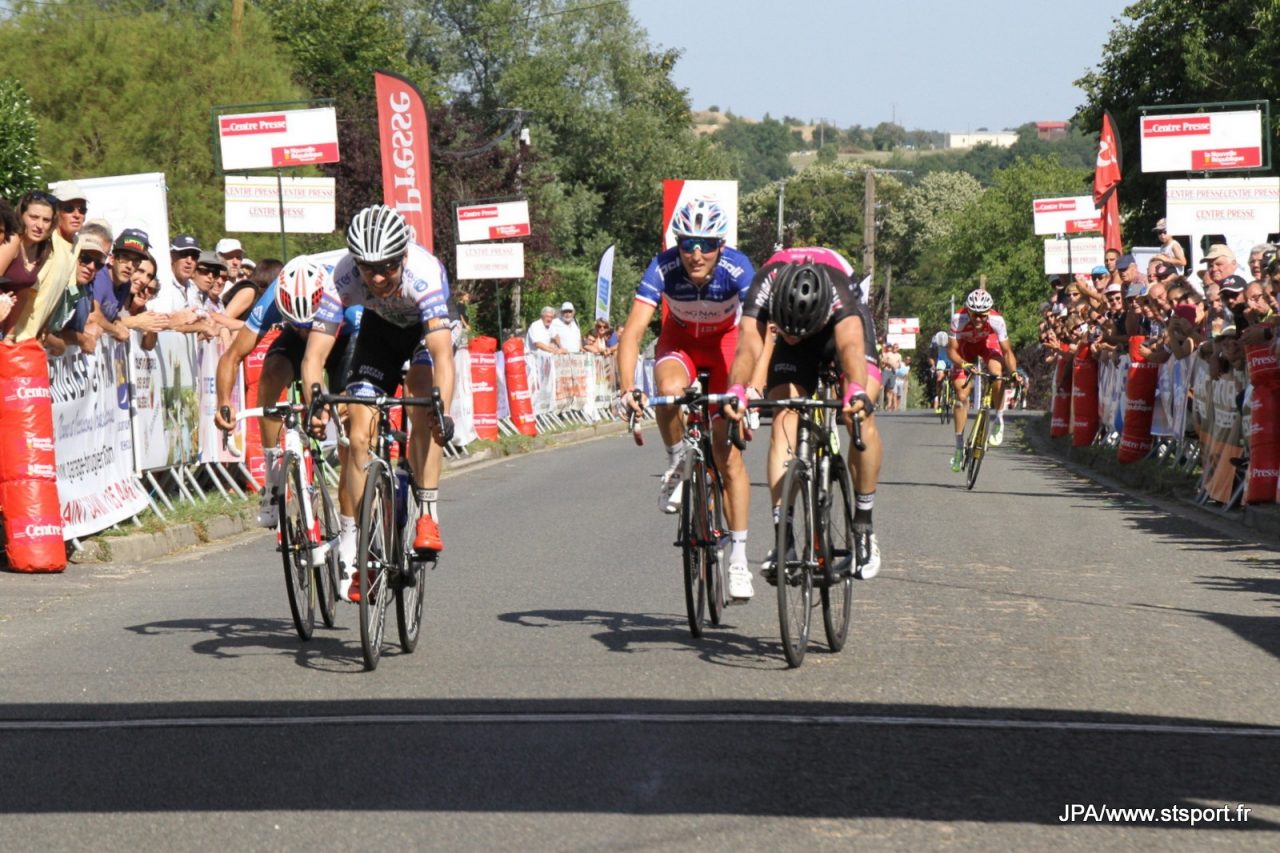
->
xmin=414 ymin=515 xmax=443 ymax=552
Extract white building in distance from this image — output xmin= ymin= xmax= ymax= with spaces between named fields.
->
xmin=946 ymin=131 xmax=1017 ymax=149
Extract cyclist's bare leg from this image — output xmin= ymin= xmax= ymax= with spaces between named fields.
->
xmin=653 ymin=358 xmax=691 ymax=447
xmin=256 ymin=353 xmax=295 ymax=450
xmin=711 ymin=418 xmax=748 ymax=532
xmin=341 ymin=402 xmax=379 ymax=524
xmin=933 ymin=370 xmax=945 ymax=408
xmin=986 ymin=356 xmax=1006 ymax=412
xmin=766 ymin=382 xmax=805 ymax=508
xmin=953 ymin=373 xmax=971 ymax=437
xmin=405 ymin=363 xmax=436 ymax=492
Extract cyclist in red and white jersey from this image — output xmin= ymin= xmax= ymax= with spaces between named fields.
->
xmin=947 ymin=288 xmax=1019 ymax=471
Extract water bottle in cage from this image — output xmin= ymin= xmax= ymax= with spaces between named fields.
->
xmin=394 ymin=465 xmax=411 ymax=530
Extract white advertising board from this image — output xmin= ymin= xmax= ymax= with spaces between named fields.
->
xmin=224 ymin=176 xmax=336 ymax=233
xmin=1032 ymin=196 xmax=1103 ymax=235
xmin=887 ymin=318 xmax=920 ymax=335
xmin=455 ymin=200 xmax=531 ymax=243
xmin=456 ymin=242 xmax=525 ymax=279
xmin=218 ymin=107 xmax=340 ymax=171
xmin=1043 ymin=237 xmax=1105 ymax=274
xmin=1164 ymin=177 xmax=1280 ymax=234
xmin=1140 ymin=110 xmax=1264 ymax=173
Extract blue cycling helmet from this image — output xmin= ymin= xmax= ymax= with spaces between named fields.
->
xmin=670 ymin=198 xmax=728 ymax=240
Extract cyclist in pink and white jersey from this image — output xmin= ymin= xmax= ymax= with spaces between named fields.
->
xmin=947 ymin=288 xmax=1019 ymax=471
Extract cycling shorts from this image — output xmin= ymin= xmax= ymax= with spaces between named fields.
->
xmin=344 ymin=311 xmax=438 ymax=397
xmin=767 ymin=331 xmax=883 ymax=395
xmin=266 ymin=326 xmax=355 ymax=391
xmin=655 ymin=324 xmax=738 ymax=393
xmin=951 ymin=341 xmax=1004 ymax=377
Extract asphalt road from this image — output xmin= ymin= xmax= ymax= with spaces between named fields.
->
xmin=2 ymin=411 xmax=1279 ymax=850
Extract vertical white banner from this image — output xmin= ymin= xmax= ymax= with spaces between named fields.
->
xmin=595 ymin=244 xmax=615 ymax=321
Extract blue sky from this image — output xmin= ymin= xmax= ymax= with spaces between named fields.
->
xmin=629 ymin=0 xmax=1132 ymax=132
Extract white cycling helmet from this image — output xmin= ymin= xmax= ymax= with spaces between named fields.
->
xmin=275 ymin=256 xmax=327 ymax=324
xmin=965 ymin=288 xmax=994 ymax=312
xmin=346 ymin=204 xmax=411 ymax=263
xmin=670 ymin=197 xmax=728 ymax=239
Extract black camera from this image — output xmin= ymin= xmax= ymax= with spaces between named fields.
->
xmin=1263 ymin=248 xmax=1280 ymax=277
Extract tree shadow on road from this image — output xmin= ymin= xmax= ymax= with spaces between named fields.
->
xmin=498 ymin=608 xmax=794 ymax=670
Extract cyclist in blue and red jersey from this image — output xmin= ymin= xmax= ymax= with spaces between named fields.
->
xmin=617 ymin=198 xmax=757 ymax=601
xmin=947 ymin=288 xmax=1020 ymax=471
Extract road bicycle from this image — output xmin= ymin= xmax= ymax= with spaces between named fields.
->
xmin=310 ymin=384 xmax=451 ymax=671
xmin=628 ymin=372 xmax=742 ymax=638
xmin=936 ymin=370 xmax=955 ymax=424
xmin=958 ymin=366 xmax=1009 ymax=491
xmin=749 ymin=378 xmax=865 ymax=668
xmin=227 ymin=396 xmax=341 ymax=642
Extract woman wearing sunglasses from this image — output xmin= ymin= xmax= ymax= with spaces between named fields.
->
xmin=616 ymin=196 xmax=758 ymax=601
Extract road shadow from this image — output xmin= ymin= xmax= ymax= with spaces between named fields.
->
xmin=125 ymin=616 xmax=370 ymax=673
xmin=498 ymin=608 xmax=787 ymax=671
xmin=0 ymin=697 xmax=1277 ymax=829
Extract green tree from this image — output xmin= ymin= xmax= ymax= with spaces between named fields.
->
xmin=713 ymin=115 xmax=799 ymax=192
xmin=872 ymin=121 xmax=906 ymax=151
xmin=880 ymin=171 xmax=983 ymax=273
xmin=0 ymin=78 xmax=44 ymax=200
xmin=1075 ymin=0 xmax=1280 ymax=228
xmin=0 ymin=3 xmax=305 ymax=254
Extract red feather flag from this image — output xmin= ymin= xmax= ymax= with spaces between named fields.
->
xmin=1093 ymin=111 xmax=1123 ymax=252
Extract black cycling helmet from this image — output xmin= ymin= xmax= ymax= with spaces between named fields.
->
xmin=770 ymin=262 xmax=833 ymax=339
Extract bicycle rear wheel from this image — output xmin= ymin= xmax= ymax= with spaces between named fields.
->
xmin=278 ymin=452 xmax=315 ymax=641
xmin=966 ymin=412 xmax=987 ymax=491
xmin=396 ymin=480 xmax=426 ymax=653
xmin=313 ymin=458 xmax=339 ymax=629
xmin=705 ymin=465 xmax=727 ymax=627
xmin=777 ymin=460 xmax=814 ymax=667
xmin=681 ymin=460 xmax=708 ymax=638
xmin=356 ymin=464 xmax=394 ymax=671
xmin=821 ymin=456 xmax=854 ymax=652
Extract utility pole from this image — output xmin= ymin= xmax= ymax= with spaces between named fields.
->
xmin=775 ymin=180 xmax=786 ymax=251
xmin=863 ymin=170 xmax=876 ymax=287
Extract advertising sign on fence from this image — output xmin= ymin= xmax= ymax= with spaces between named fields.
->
xmin=1032 ymin=196 xmax=1103 ymax=235
xmin=1140 ymin=109 xmax=1264 ymax=173
xmin=1164 ymin=177 xmax=1280 ymax=235
xmin=456 ymin=242 xmax=525 ymax=279
xmin=1043 ymin=237 xmax=1106 ymax=274
xmin=455 ymin=200 xmax=531 ymax=243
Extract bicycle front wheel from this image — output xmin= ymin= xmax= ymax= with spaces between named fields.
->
xmin=777 ymin=460 xmax=814 ymax=667
xmin=396 ymin=481 xmax=426 ymax=653
xmin=705 ymin=464 xmax=727 ymax=627
xmin=313 ymin=458 xmax=339 ymax=629
xmin=821 ymin=456 xmax=854 ymax=652
xmin=966 ymin=412 xmax=987 ymax=491
xmin=356 ymin=464 xmax=394 ymax=671
xmin=681 ymin=460 xmax=708 ymax=637
xmin=278 ymin=452 xmax=315 ymax=641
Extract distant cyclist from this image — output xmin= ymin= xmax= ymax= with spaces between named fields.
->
xmin=724 ymin=250 xmax=883 ymax=580
xmin=215 ymin=256 xmax=357 ymax=528
xmin=928 ymin=327 xmax=950 ymax=412
xmin=616 ymin=197 xmax=756 ymax=600
xmin=302 ymin=205 xmax=454 ymax=602
xmin=947 ymin=288 xmax=1020 ymax=471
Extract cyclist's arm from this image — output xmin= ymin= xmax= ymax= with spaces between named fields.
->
xmin=215 ymin=325 xmax=262 ymax=429
xmin=999 ymin=338 xmax=1018 ymax=377
xmin=727 ymin=314 xmax=766 ymax=390
xmin=833 ymin=314 xmax=870 ymax=392
xmin=946 ymin=336 xmax=964 ymax=367
xmin=424 ymin=322 xmax=454 ymax=421
xmin=616 ymin=298 xmax=656 ymax=395
xmin=301 ymin=328 xmax=337 ymax=409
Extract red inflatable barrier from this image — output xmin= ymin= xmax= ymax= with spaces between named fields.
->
xmin=470 ymin=336 xmax=499 ymax=441
xmin=1050 ymin=356 xmax=1071 ymax=438
xmin=1118 ymin=336 xmax=1158 ymax=463
xmin=501 ymin=337 xmax=538 ymax=436
xmin=1071 ymin=344 xmax=1099 ymax=447
xmin=0 ymin=339 xmax=64 ymax=571
xmin=1245 ymin=344 xmax=1279 ymax=504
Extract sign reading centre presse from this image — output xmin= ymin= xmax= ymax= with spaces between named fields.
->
xmin=1140 ymin=109 xmax=1264 ymax=173
xmin=218 ymin=108 xmax=340 ymax=171
xmin=224 ymin=176 xmax=336 ymax=233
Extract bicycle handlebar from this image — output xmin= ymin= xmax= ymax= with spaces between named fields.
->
xmin=748 ymin=397 xmax=867 ymax=452
xmin=311 ymin=384 xmax=453 ymax=445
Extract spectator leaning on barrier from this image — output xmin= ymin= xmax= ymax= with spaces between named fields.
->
xmin=552 ymin=301 xmax=582 ymax=353
xmin=90 ymin=227 xmax=151 ymax=342
xmin=123 ymin=252 xmax=164 ymax=350
xmin=44 ymin=223 xmax=110 ymax=356
xmin=53 ymin=182 xmax=87 ymax=244
xmin=584 ymin=317 xmax=618 ymax=356
xmin=222 ymin=256 xmax=280 ymax=321
xmin=1 ymin=190 xmax=58 ymax=337
xmin=526 ymin=305 xmax=563 ymax=355
xmin=189 ymin=250 xmax=241 ymax=343
xmin=239 ymin=256 xmax=255 ymax=281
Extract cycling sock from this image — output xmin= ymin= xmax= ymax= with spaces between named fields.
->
xmin=263 ymin=448 xmax=282 ymax=491
xmin=665 ymin=443 xmax=683 ymax=469
xmin=772 ymin=505 xmax=782 ymax=526
xmin=340 ymin=515 xmax=356 ymax=536
xmin=854 ymin=492 xmax=874 ymax=525
xmin=729 ymin=530 xmax=747 ymax=565
xmin=996 ymin=409 xmax=1005 ymax=425
xmin=417 ymin=488 xmax=438 ymax=520
xmin=955 ymin=433 xmax=964 ymax=449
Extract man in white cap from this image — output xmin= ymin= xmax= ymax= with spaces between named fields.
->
xmin=215 ymin=237 xmax=244 ymax=283
xmin=51 ymin=181 xmax=88 ymax=245
xmin=551 ymin=300 xmax=582 ymax=352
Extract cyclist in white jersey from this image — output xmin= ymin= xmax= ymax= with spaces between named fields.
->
xmin=302 ymin=205 xmax=455 ymax=602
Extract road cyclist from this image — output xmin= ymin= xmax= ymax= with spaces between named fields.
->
xmin=946 ymin=288 xmax=1021 ymax=472
xmin=301 ymin=204 xmax=455 ymax=604
xmin=616 ymin=197 xmax=757 ymax=601
xmin=928 ymin=327 xmax=951 ymax=416
xmin=723 ymin=248 xmax=884 ymax=583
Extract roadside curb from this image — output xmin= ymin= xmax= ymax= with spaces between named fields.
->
xmin=64 ymin=419 xmax=631 ymax=566
xmin=1020 ymin=413 xmax=1280 ymax=548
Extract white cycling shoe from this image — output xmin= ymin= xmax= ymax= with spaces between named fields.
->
xmin=854 ymin=529 xmax=881 ymax=580
xmin=728 ymin=562 xmax=754 ymax=600
xmin=658 ymin=449 xmax=689 ymax=514
xmin=337 ymin=531 xmax=358 ymax=601
xmin=989 ymin=422 xmax=1005 ymax=447
xmin=257 ymin=489 xmax=278 ymax=528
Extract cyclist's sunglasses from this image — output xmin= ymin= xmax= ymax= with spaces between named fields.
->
xmin=356 ymin=256 xmax=404 ymax=276
xmin=677 ymin=237 xmax=723 ymax=254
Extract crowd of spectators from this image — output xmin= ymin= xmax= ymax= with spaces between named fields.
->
xmin=524 ymin=301 xmax=616 ymax=357
xmin=0 ymin=181 xmax=280 ymax=358
xmin=1037 ymin=223 xmax=1280 ymax=384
